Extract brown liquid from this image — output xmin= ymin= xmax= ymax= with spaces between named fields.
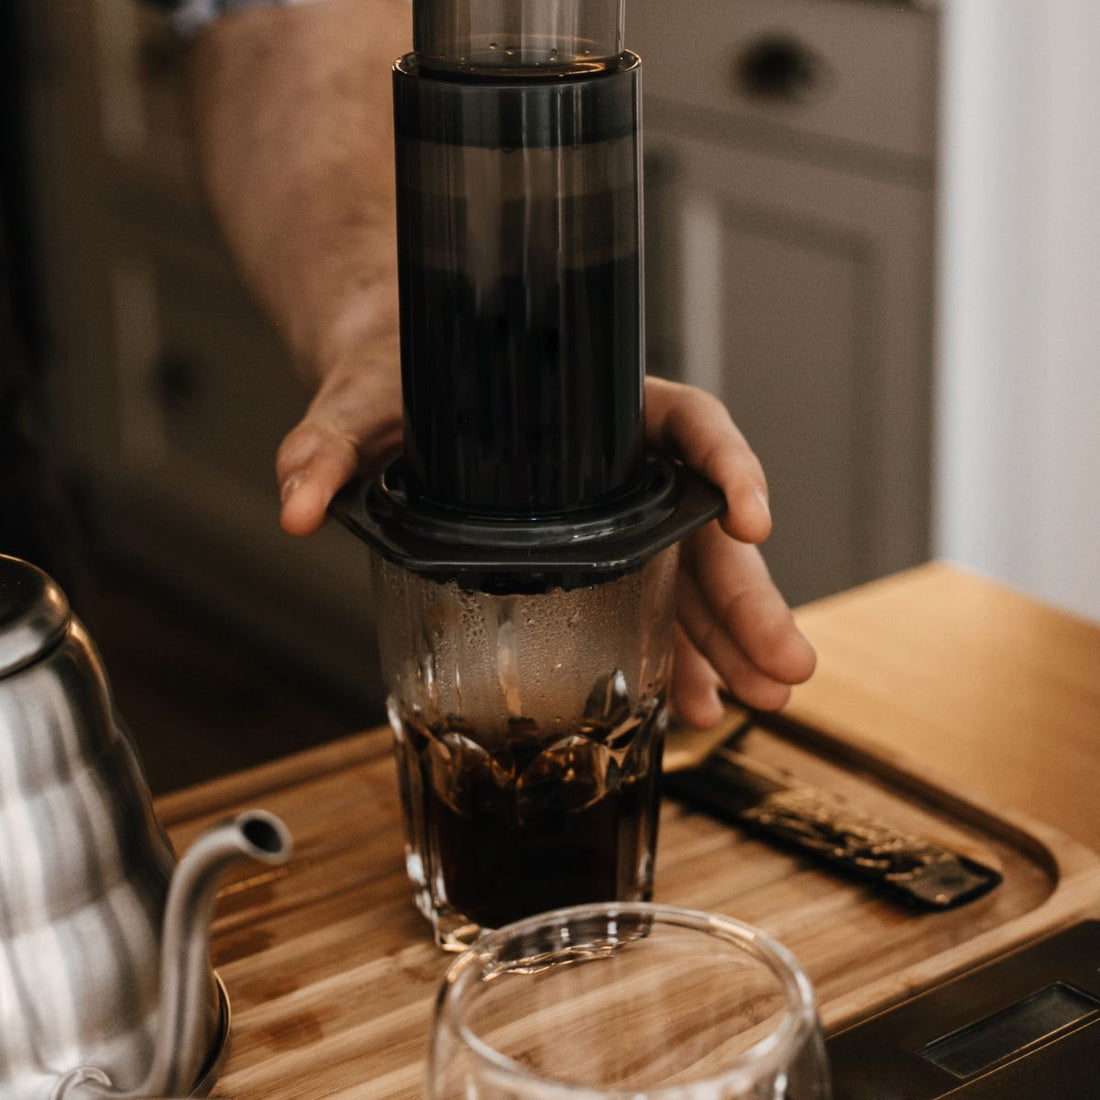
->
xmin=399 ymin=697 xmax=664 ymax=930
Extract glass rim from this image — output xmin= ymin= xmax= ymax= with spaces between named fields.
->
xmin=433 ymin=901 xmax=820 ymax=1098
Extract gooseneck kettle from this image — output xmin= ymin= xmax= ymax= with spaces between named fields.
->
xmin=0 ymin=553 xmax=292 ymax=1099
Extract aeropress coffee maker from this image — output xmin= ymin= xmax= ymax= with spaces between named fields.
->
xmin=331 ymin=0 xmax=724 ymax=949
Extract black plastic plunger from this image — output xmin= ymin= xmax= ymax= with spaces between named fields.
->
xmin=330 ymin=0 xmax=724 ymax=590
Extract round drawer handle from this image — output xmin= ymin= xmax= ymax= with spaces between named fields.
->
xmin=138 ymin=24 xmax=186 ymax=82
xmin=151 ymin=353 xmax=200 ymax=409
xmin=735 ymin=34 xmax=823 ymax=102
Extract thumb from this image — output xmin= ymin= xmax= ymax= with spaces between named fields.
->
xmin=276 ymin=419 xmax=363 ymax=536
xmin=275 ymin=368 xmax=403 ymax=536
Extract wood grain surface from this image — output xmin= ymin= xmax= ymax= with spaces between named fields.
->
xmin=154 ymin=563 xmax=1100 ymax=1098
xmin=787 ymin=562 xmax=1100 ymax=850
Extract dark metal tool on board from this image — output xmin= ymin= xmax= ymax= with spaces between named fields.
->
xmin=664 ymin=712 xmax=1003 ymax=911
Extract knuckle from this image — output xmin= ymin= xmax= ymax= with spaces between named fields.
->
xmin=697 ymin=389 xmax=730 ymax=421
xmin=748 ymin=681 xmax=792 ymax=712
xmin=276 ymin=421 xmax=319 ymax=462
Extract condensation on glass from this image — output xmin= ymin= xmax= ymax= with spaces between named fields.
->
xmin=374 ymin=548 xmax=678 ymax=949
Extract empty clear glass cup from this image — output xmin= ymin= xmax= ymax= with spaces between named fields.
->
xmin=427 ymin=902 xmax=831 ymax=1099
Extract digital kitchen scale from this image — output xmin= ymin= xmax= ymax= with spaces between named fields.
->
xmin=827 ymin=920 xmax=1100 ymax=1098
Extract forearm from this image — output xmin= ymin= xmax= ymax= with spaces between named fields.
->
xmin=186 ymin=0 xmax=410 ymax=384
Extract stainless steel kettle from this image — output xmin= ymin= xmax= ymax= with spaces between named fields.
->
xmin=0 ymin=554 xmax=292 ymax=1099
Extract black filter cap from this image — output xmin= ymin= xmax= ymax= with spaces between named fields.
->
xmin=329 ymin=455 xmax=724 ymax=593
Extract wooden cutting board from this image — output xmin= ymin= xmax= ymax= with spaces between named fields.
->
xmin=157 ymin=709 xmax=1100 ymax=1100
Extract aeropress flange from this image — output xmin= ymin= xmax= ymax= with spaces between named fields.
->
xmin=330 ymin=0 xmax=724 ymax=949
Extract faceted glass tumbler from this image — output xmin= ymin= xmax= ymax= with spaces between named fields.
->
xmin=372 ymin=549 xmax=679 ymax=950
xmin=427 ymin=902 xmax=831 ymax=1098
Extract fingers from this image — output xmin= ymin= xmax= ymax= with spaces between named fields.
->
xmin=646 ymin=377 xmax=814 ymax=718
xmin=645 ymin=376 xmax=771 ymax=545
xmin=276 ymin=365 xmax=402 ymax=536
xmin=683 ymin=522 xmax=817 ymax=684
xmin=670 ymin=628 xmax=725 ymax=728
xmin=676 ymin=522 xmax=816 ymax=712
xmin=678 ymin=570 xmax=795 ymax=712
xmin=276 ymin=422 xmax=362 ymax=536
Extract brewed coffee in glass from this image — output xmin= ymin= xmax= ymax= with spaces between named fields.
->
xmin=374 ymin=549 xmax=678 ymax=949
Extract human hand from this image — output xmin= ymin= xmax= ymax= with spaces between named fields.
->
xmin=274 ymin=372 xmax=816 ymax=723
xmin=646 ymin=378 xmax=816 ymax=725
xmin=187 ymin=0 xmax=812 ymax=725
xmin=274 ymin=332 xmax=403 ymax=537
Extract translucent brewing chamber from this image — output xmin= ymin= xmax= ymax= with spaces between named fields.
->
xmin=393 ymin=40 xmax=645 ymax=514
xmin=374 ymin=550 xmax=679 ymax=950
xmin=413 ymin=0 xmax=625 ymax=74
xmin=327 ymin=0 xmax=724 ymax=949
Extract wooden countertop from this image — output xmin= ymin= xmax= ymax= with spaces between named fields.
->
xmin=784 ymin=561 xmax=1100 ymax=851
xmin=154 ymin=561 xmax=1100 ymax=1097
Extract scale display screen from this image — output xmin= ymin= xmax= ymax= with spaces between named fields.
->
xmin=827 ymin=921 xmax=1100 ymax=1099
xmin=918 ymin=982 xmax=1100 ymax=1078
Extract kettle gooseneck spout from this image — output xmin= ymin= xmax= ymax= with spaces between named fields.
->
xmin=54 ymin=811 xmax=292 ymax=1100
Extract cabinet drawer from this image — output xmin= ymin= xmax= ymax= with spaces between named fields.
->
xmin=149 ymin=257 xmax=304 ymax=494
xmin=631 ymin=0 xmax=937 ymax=162
xmin=93 ymin=232 xmax=380 ymax=662
xmin=641 ymin=130 xmax=934 ymax=601
xmin=100 ymin=230 xmax=306 ymax=497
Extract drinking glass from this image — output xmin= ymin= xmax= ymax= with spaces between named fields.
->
xmin=374 ymin=550 xmax=679 ymax=951
xmin=427 ymin=902 xmax=831 ymax=1099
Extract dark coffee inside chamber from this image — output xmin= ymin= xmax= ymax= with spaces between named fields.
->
xmin=400 ymin=259 xmax=640 ymax=514
xmin=393 ymin=56 xmax=646 ymax=515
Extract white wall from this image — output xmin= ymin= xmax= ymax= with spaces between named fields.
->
xmin=935 ymin=0 xmax=1100 ymax=622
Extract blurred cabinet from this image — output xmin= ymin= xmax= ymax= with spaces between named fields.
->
xmin=638 ymin=0 xmax=938 ymax=604
xmin=25 ymin=0 xmax=938 ymax=693
xmin=27 ymin=0 xmax=380 ymax=697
